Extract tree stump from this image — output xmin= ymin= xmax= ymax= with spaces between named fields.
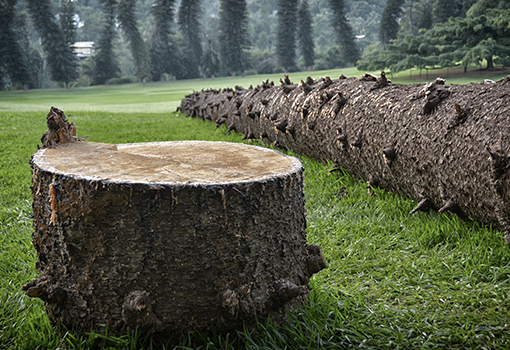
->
xmin=24 ymin=108 xmax=326 ymax=341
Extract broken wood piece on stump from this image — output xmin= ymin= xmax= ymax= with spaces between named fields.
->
xmin=26 ymin=109 xmax=326 ymax=342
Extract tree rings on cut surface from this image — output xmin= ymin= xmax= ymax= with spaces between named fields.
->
xmin=26 ymin=132 xmax=326 ymax=341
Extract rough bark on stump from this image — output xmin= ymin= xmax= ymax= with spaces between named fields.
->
xmin=24 ymin=108 xmax=326 ymax=341
xmin=178 ymin=75 xmax=510 ymax=243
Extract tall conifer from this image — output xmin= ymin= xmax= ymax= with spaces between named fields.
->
xmin=276 ymin=0 xmax=298 ymax=71
xmin=148 ymin=0 xmax=179 ymax=81
xmin=379 ymin=0 xmax=405 ymax=44
xmin=218 ymin=0 xmax=249 ymax=75
xmin=201 ymin=38 xmax=220 ymax=78
xmin=297 ymin=0 xmax=315 ymax=69
xmin=0 ymin=0 xmax=31 ymax=88
xmin=60 ymin=0 xmax=77 ymax=45
xmin=178 ymin=0 xmax=203 ymax=79
xmin=26 ymin=0 xmax=78 ymax=87
xmin=92 ymin=0 xmax=120 ymax=85
xmin=118 ymin=0 xmax=150 ymax=82
xmin=328 ymin=0 xmax=359 ymax=65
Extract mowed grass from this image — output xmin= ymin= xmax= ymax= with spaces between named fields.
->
xmin=0 ymin=68 xmax=362 ymax=113
xmin=1 ymin=69 xmax=510 ymax=349
xmin=1 ymin=66 xmax=507 ymax=114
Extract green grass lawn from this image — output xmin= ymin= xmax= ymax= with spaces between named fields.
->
xmin=2 ymin=65 xmax=508 ymax=113
xmin=1 ymin=68 xmax=510 ymax=349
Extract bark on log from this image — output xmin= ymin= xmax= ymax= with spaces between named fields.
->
xmin=178 ymin=75 xmax=510 ymax=243
xmin=24 ymin=108 xmax=326 ymax=341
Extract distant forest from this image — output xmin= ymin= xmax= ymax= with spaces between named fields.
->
xmin=1 ymin=0 xmax=509 ymax=89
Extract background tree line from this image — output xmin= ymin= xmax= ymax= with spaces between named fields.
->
xmin=1 ymin=0 xmax=509 ymax=90
xmin=360 ymin=0 xmax=510 ymax=75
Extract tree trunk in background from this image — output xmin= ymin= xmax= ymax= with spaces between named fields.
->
xmin=24 ymin=108 xmax=326 ymax=341
xmin=178 ymin=75 xmax=510 ymax=243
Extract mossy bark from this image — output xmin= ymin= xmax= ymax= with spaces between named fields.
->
xmin=179 ymin=75 xmax=510 ymax=243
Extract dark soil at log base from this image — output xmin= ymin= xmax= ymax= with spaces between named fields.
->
xmin=179 ymin=75 xmax=510 ymax=243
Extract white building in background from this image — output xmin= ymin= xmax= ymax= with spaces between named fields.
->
xmin=74 ymin=41 xmax=94 ymax=60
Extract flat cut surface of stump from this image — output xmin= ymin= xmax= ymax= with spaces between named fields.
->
xmin=34 ymin=141 xmax=300 ymax=184
xmin=27 ymin=139 xmax=326 ymax=341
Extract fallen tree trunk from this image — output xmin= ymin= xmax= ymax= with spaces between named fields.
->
xmin=24 ymin=107 xmax=326 ymax=341
xmin=178 ymin=75 xmax=510 ymax=243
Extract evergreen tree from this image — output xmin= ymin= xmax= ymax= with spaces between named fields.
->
xmin=361 ymin=8 xmax=510 ymax=74
xmin=60 ymin=0 xmax=77 ymax=45
xmin=92 ymin=0 xmax=120 ymax=85
xmin=416 ymin=1 xmax=433 ymax=30
xmin=14 ymin=10 xmax=44 ymax=89
xmin=276 ymin=0 xmax=298 ymax=72
xmin=297 ymin=0 xmax=314 ymax=69
xmin=148 ymin=0 xmax=179 ymax=81
xmin=467 ymin=0 xmax=510 ymax=17
xmin=118 ymin=0 xmax=150 ymax=82
xmin=201 ymin=38 xmax=220 ymax=78
xmin=328 ymin=0 xmax=359 ymax=65
xmin=0 ymin=0 xmax=31 ymax=88
xmin=379 ymin=0 xmax=405 ymax=44
xmin=433 ymin=0 xmax=461 ymax=23
xmin=460 ymin=0 xmax=478 ymax=15
xmin=178 ymin=0 xmax=203 ymax=79
xmin=218 ymin=0 xmax=249 ymax=75
xmin=26 ymin=0 xmax=78 ymax=87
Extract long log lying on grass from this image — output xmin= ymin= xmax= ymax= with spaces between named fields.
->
xmin=178 ymin=74 xmax=510 ymax=243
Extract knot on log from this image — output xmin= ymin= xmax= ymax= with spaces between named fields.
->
xmin=351 ymin=130 xmax=363 ymax=149
xmin=270 ymin=280 xmax=307 ymax=304
xmin=124 ymin=290 xmax=148 ymax=312
xmin=370 ymin=71 xmax=389 ymax=90
xmin=438 ymin=199 xmax=468 ymax=220
xmin=301 ymin=80 xmax=313 ymax=95
xmin=487 ymin=147 xmax=509 ymax=181
xmin=22 ymin=278 xmax=67 ymax=304
xmin=382 ymin=144 xmax=397 ymax=165
xmin=358 ymin=73 xmax=378 ymax=82
xmin=409 ymin=198 xmax=434 ymax=215
xmin=122 ymin=290 xmax=162 ymax=334
xmin=423 ymin=88 xmax=450 ymax=115
xmin=304 ymin=244 xmax=327 ymax=277
xmin=40 ymin=107 xmax=77 ymax=148
xmin=220 ymin=288 xmax=240 ymax=316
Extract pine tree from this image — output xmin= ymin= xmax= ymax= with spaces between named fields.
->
xmin=60 ymin=0 xmax=76 ymax=45
xmin=297 ymin=0 xmax=315 ymax=69
xmin=92 ymin=0 xmax=120 ymax=85
xmin=416 ymin=1 xmax=433 ymax=30
xmin=218 ymin=0 xmax=249 ymax=75
xmin=178 ymin=0 xmax=203 ymax=79
xmin=148 ymin=0 xmax=179 ymax=81
xmin=276 ymin=0 xmax=298 ymax=72
xmin=0 ymin=0 xmax=31 ymax=88
xmin=433 ymin=0 xmax=461 ymax=23
xmin=201 ymin=38 xmax=220 ymax=78
xmin=466 ymin=0 xmax=510 ymax=17
xmin=328 ymin=0 xmax=359 ymax=65
xmin=379 ymin=0 xmax=405 ymax=44
xmin=26 ymin=0 xmax=78 ymax=87
xmin=13 ymin=10 xmax=44 ymax=89
xmin=118 ymin=0 xmax=150 ymax=82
